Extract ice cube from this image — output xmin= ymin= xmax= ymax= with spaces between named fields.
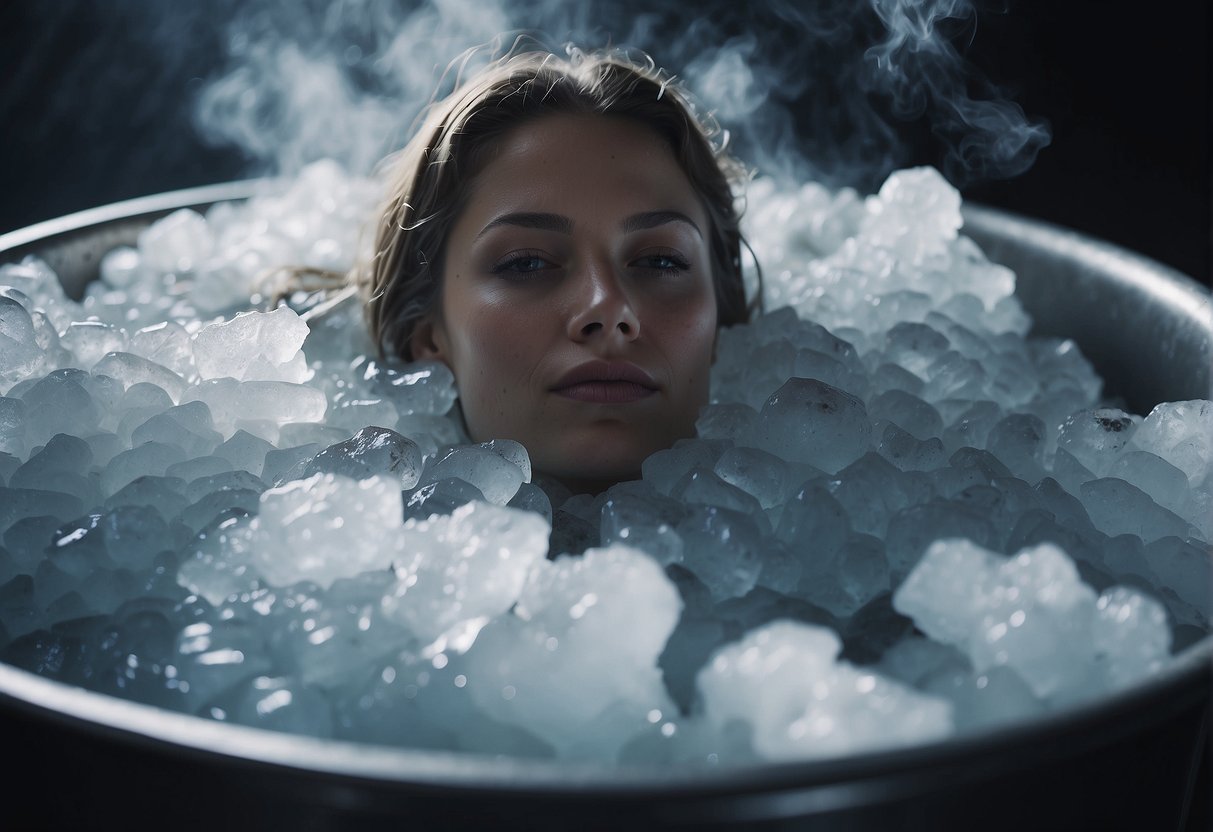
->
xmin=182 ymin=379 xmax=327 ymax=438
xmin=641 ymin=439 xmax=726 ymax=496
xmin=745 ymin=378 xmax=872 ymax=473
xmin=101 ymin=442 xmax=187 ymax=497
xmin=60 ymin=321 xmax=127 ymax=370
xmin=245 ymin=473 xmax=405 ymax=588
xmin=697 ymin=620 xmax=952 ymax=761
xmin=599 ymin=488 xmax=686 ymax=567
xmin=302 ymin=426 xmax=422 ymax=488
xmin=130 ymin=401 xmax=223 ymax=459
xmin=128 ymin=321 xmax=194 ymax=378
xmin=1056 ymin=408 xmax=1139 ymax=477
xmin=418 ymin=444 xmax=524 ymax=505
xmin=676 ymin=505 xmax=764 ymax=601
xmin=1129 ymin=400 xmax=1213 ymax=485
xmin=193 ymin=306 xmax=310 ymax=383
xmin=383 ymin=501 xmax=549 ymax=643
xmin=213 ymin=430 xmax=275 ymax=478
xmin=713 ymin=446 xmax=793 ymax=510
xmin=138 ymin=208 xmax=215 ymax=273
xmin=94 ymin=352 xmax=188 ymax=404
xmin=1079 ymin=478 xmax=1196 ymax=542
xmin=465 ymin=544 xmax=681 ymax=759
xmin=860 ymin=166 xmax=962 ymax=265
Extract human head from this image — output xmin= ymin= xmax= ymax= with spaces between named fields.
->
xmin=361 ymin=46 xmax=758 ymax=491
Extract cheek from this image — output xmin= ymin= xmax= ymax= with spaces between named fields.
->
xmin=443 ymin=300 xmax=542 ymax=425
xmin=666 ymin=295 xmax=718 ymax=371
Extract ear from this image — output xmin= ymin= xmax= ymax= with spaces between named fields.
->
xmin=408 ymin=312 xmax=449 ymax=364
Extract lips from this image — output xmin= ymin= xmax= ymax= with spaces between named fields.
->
xmin=551 ymin=361 xmax=659 ymax=404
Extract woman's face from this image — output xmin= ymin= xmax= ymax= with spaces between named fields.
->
xmin=411 ymin=113 xmax=719 ymax=494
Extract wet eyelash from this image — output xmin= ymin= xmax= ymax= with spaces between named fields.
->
xmin=490 ymin=250 xmax=552 ymax=276
xmin=635 ymin=253 xmax=691 ymax=275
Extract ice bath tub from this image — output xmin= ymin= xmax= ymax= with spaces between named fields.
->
xmin=0 ymin=182 xmax=1209 ymax=830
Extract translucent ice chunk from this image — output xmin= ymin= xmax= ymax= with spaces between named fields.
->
xmin=94 ymin=352 xmax=188 ymax=403
xmin=99 ymin=246 xmax=144 ymax=289
xmin=1129 ymin=400 xmax=1213 ymax=485
xmin=599 ymin=490 xmax=685 ymax=567
xmin=18 ymin=371 xmax=100 ymax=447
xmin=1106 ymin=450 xmax=1192 ymax=519
xmin=302 ymin=426 xmax=422 ymax=489
xmin=745 ymin=378 xmax=872 ymax=473
xmin=1056 ymin=408 xmax=1139 ymax=478
xmin=677 ymin=505 xmax=764 ymax=601
xmin=1079 ymin=478 xmax=1196 ymax=542
xmin=128 ymin=321 xmax=194 ymax=378
xmin=60 ymin=321 xmax=127 ymax=370
xmin=713 ymin=446 xmax=793 ymax=509
xmin=130 ymin=401 xmax=223 ymax=459
xmin=641 ymin=439 xmax=726 ymax=497
xmin=418 ymin=444 xmax=525 ymax=505
xmin=695 ymin=404 xmax=757 ymax=446
xmin=101 ymin=442 xmax=187 ymax=496
xmin=182 ymin=379 xmax=327 ymax=438
xmin=0 ymin=296 xmax=43 ymax=389
xmin=0 ymin=396 xmax=27 ymax=456
xmin=883 ymin=322 xmax=951 ymax=379
xmin=104 ymin=475 xmax=190 ymax=520
xmin=359 ymin=359 xmax=458 ymax=417
xmin=986 ymin=413 xmax=1046 ymax=483
xmin=213 ymin=430 xmax=275 ymax=478
xmin=869 ymin=389 xmax=943 ymax=441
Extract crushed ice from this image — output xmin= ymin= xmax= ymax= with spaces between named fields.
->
xmin=0 ymin=161 xmax=1208 ymax=765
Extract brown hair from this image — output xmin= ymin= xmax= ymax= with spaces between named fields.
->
xmin=359 ymin=46 xmax=760 ymax=361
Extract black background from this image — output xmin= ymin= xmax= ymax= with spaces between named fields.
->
xmin=0 ymin=1 xmax=1208 ymax=284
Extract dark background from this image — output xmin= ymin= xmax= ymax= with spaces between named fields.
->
xmin=0 ymin=1 xmax=1208 ymax=284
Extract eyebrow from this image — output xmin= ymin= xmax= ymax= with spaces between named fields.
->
xmin=621 ymin=210 xmax=702 ymax=238
xmin=475 ymin=210 xmax=702 ymax=240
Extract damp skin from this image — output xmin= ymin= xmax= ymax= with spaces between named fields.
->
xmin=411 ymin=114 xmax=718 ymax=495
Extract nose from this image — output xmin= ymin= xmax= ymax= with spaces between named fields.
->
xmin=566 ymin=260 xmax=640 ymax=344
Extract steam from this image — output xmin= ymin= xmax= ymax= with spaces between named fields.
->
xmin=196 ymin=0 xmax=511 ymax=175
xmin=864 ymin=0 xmax=1050 ymax=183
xmin=193 ymin=0 xmax=1050 ymax=191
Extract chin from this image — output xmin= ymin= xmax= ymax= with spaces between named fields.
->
xmin=535 ymin=442 xmax=652 ymax=496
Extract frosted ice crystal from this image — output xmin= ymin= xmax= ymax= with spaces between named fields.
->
xmin=383 ymin=500 xmax=549 ymax=643
xmin=894 ymin=539 xmax=1172 ymax=700
xmin=193 ymin=307 xmax=311 ymax=383
xmin=466 ymin=544 xmax=681 ymax=759
xmin=230 ymin=473 xmax=406 ymax=589
xmin=697 ymin=620 xmax=953 ymax=760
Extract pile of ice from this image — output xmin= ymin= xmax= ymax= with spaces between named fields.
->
xmin=0 ymin=162 xmax=1208 ymax=765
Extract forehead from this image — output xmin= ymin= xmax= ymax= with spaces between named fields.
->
xmin=458 ymin=113 xmax=708 ymax=226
